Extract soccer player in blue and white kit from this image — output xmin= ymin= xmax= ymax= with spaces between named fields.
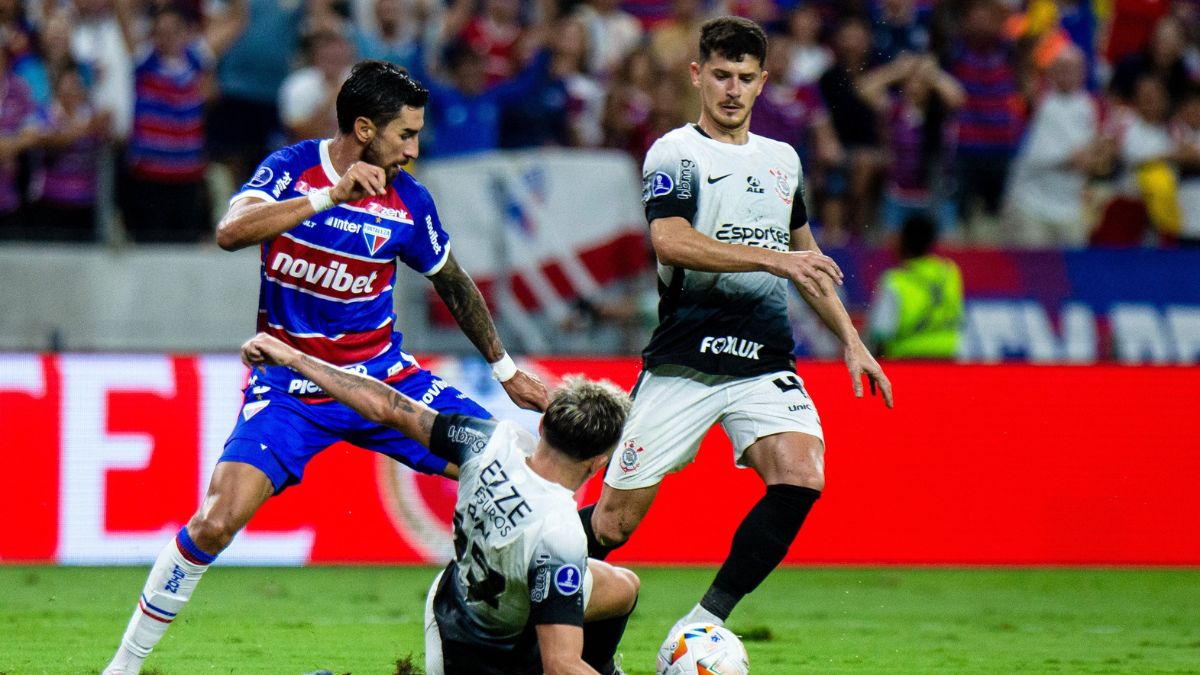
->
xmin=103 ymin=61 xmax=549 ymax=674
xmin=240 ymin=332 xmax=639 ymax=675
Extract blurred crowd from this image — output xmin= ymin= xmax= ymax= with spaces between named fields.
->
xmin=2 ymin=0 xmax=1200 ymax=246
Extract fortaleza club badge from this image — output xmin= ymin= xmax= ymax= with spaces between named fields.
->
xmin=362 ymin=223 xmax=391 ymax=255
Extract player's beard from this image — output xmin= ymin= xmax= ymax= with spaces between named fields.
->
xmin=711 ymin=99 xmax=750 ymax=132
xmin=362 ymin=138 xmax=401 ymax=185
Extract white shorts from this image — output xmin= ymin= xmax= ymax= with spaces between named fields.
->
xmin=604 ymin=366 xmax=824 ymax=490
xmin=423 ymin=566 xmax=595 ymax=675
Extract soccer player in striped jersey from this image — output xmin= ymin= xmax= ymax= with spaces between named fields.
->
xmin=103 ymin=61 xmax=548 ymax=674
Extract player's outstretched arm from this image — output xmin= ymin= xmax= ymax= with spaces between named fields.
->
xmin=216 ymin=162 xmax=390 ymax=250
xmin=240 ymin=333 xmax=438 ymax=444
xmin=429 ymin=252 xmax=550 ymax=412
xmin=650 ymin=217 xmax=844 ymax=297
xmin=535 ymin=624 xmax=601 ymax=675
xmin=790 ymin=225 xmax=894 ymax=408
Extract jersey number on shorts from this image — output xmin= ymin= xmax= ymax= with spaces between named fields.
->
xmin=453 ymin=514 xmax=506 ymax=608
xmin=772 ymin=374 xmax=810 ymax=399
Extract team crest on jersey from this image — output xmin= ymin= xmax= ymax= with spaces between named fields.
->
xmin=770 ymin=168 xmax=793 ymax=205
xmin=362 ymin=223 xmax=391 ymax=255
xmin=242 ymin=400 xmax=270 ymax=421
xmin=618 ymin=439 xmax=643 ymax=474
xmin=554 ymin=564 xmax=582 ymax=595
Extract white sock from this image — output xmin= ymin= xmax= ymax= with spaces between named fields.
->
xmin=104 ymin=531 xmax=213 ymax=674
xmin=684 ymin=603 xmax=724 ymax=627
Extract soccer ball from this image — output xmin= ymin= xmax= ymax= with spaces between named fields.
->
xmin=656 ymin=622 xmax=750 ymax=675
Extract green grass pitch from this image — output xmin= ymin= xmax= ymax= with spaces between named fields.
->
xmin=2 ymin=566 xmax=1199 ymax=674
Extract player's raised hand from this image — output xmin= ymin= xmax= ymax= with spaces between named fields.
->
xmin=502 ymin=370 xmax=550 ymax=412
xmin=330 ymin=161 xmax=388 ymax=203
xmin=771 ymin=250 xmax=844 ymax=297
xmin=241 ymin=333 xmax=299 ymax=370
xmin=844 ymin=342 xmax=893 ymax=408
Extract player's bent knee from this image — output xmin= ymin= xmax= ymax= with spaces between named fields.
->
xmin=592 ymin=511 xmax=633 ymax=548
xmin=616 ymin=567 xmax=640 ymax=613
xmin=186 ymin=513 xmax=241 ymax=554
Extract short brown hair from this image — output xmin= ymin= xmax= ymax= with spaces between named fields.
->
xmin=541 ymin=377 xmax=631 ymax=460
xmin=699 ymin=16 xmax=768 ymax=65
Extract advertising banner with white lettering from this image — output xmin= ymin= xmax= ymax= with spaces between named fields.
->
xmin=2 ymin=354 xmax=1198 ymax=566
xmin=796 ymin=248 xmax=1200 ymax=364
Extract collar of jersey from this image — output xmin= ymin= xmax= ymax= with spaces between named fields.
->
xmin=689 ymin=123 xmax=759 ymax=153
xmin=319 ymin=139 xmax=342 ymax=185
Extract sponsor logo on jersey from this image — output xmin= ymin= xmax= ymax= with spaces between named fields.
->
xmin=448 ymin=424 xmax=489 ymax=454
xmin=365 ymin=201 xmax=412 ymax=224
xmin=287 ymin=364 xmax=367 ymax=395
xmin=325 ymin=216 xmax=362 ymax=234
xmin=677 ymin=159 xmax=695 ymax=199
xmin=789 ymin=403 xmax=813 ymax=412
xmin=746 ymin=176 xmax=764 ymax=194
xmin=707 ymin=173 xmax=732 ymax=184
xmin=651 ymin=171 xmax=674 ymax=197
xmin=424 ymin=215 xmax=442 ymax=255
xmin=272 ymin=171 xmax=292 ymax=198
xmin=714 ymin=223 xmax=789 ymax=250
xmin=531 ymin=565 xmax=550 ymax=602
xmin=770 ymin=167 xmax=793 ymax=205
xmin=248 ymin=166 xmax=273 ymax=188
xmin=700 ymin=336 xmax=763 ymax=360
xmin=554 ymin=564 xmax=582 ymax=595
xmin=363 ymin=223 xmax=391 ymax=256
xmin=269 ymin=250 xmax=381 ymax=296
xmin=421 ymin=378 xmax=449 ymax=404
xmin=618 ymin=439 xmax=643 ymax=474
xmin=241 ymin=400 xmax=270 ymax=421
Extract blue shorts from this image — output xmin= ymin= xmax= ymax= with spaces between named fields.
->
xmin=220 ymin=368 xmax=490 ymax=493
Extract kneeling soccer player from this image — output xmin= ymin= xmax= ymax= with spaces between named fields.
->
xmin=241 ymin=333 xmax=638 ymax=675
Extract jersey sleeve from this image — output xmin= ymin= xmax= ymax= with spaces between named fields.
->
xmin=398 ymin=183 xmax=452 ymax=276
xmin=232 ymin=146 xmax=301 ymax=205
xmin=430 ymin=413 xmax=498 ymax=467
xmin=642 ymin=138 xmax=699 ymax=224
xmin=526 ymin=520 xmax=588 ymax=627
xmin=787 ymin=145 xmax=809 ymax=230
xmin=790 ymin=179 xmax=810 ymax=230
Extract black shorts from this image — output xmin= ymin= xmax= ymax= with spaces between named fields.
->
xmin=432 ymin=566 xmax=542 ymax=675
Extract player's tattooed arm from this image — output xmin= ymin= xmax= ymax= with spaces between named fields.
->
xmin=240 ymin=333 xmax=438 ymax=445
xmin=429 ymin=252 xmax=506 ymax=362
xmin=429 ymin=253 xmax=550 ymax=412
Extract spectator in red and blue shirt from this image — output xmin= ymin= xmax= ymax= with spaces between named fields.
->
xmin=114 ymin=0 xmax=246 ymax=242
xmin=33 ymin=66 xmax=111 ymax=241
xmin=948 ymin=0 xmax=1026 ymax=224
